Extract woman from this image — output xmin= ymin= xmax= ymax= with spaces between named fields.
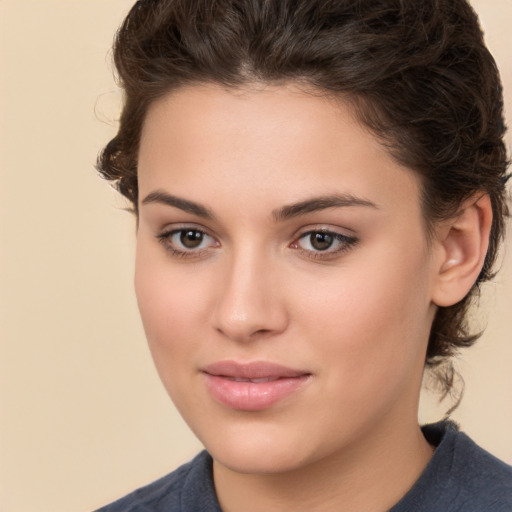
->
xmin=96 ymin=0 xmax=511 ymax=510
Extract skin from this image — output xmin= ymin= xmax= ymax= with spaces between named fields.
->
xmin=134 ymin=83 xmax=490 ymax=511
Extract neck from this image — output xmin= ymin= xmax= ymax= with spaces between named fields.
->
xmin=213 ymin=416 xmax=434 ymax=512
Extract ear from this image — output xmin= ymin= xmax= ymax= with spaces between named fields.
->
xmin=431 ymin=194 xmax=493 ymax=307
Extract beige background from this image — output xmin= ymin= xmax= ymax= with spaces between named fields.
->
xmin=0 ymin=1 xmax=510 ymax=511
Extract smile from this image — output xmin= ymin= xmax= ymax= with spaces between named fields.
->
xmin=228 ymin=376 xmax=281 ymax=382
xmin=202 ymin=361 xmax=312 ymax=411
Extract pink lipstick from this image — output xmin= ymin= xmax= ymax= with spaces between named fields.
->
xmin=202 ymin=361 xmax=311 ymax=411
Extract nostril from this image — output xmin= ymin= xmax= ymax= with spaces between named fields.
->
xmin=211 ymin=269 xmax=289 ymax=341
xmin=215 ymin=322 xmax=281 ymax=343
xmin=251 ymin=328 xmax=272 ymax=337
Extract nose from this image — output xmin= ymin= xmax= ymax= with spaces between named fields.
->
xmin=212 ymin=248 xmax=289 ymax=343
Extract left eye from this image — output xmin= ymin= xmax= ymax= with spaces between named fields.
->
xmin=294 ymin=230 xmax=357 ymax=253
xmin=176 ymin=229 xmax=208 ymax=249
xmin=158 ymin=228 xmax=217 ymax=253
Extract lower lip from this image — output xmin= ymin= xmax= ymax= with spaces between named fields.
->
xmin=204 ymin=374 xmax=311 ymax=411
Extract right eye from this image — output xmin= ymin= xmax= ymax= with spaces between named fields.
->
xmin=157 ymin=228 xmax=219 ymax=257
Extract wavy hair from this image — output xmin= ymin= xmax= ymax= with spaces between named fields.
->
xmin=98 ymin=0 xmax=510 ymax=398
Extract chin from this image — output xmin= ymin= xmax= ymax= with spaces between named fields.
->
xmin=211 ymin=443 xmax=310 ymax=475
xmin=199 ymin=422 xmax=328 ymax=476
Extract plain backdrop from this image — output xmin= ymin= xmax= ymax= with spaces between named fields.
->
xmin=0 ymin=1 xmax=510 ymax=511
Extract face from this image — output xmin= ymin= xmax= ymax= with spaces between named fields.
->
xmin=135 ymin=84 xmax=439 ymax=475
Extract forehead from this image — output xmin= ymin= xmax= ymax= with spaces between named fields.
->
xmin=138 ymin=83 xmax=423 ymax=223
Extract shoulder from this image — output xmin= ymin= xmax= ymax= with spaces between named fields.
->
xmin=94 ymin=451 xmax=220 ymax=512
xmin=392 ymin=421 xmax=512 ymax=512
xmin=444 ymin=422 xmax=512 ymax=510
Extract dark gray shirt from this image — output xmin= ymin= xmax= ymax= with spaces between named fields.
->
xmin=95 ymin=421 xmax=512 ymax=511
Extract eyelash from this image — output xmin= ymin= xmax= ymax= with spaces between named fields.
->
xmin=156 ymin=227 xmax=218 ymax=259
xmin=291 ymin=230 xmax=359 ymax=260
xmin=156 ymin=227 xmax=358 ymax=260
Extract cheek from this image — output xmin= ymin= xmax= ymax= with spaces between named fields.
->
xmin=134 ymin=247 xmax=209 ymax=372
xmin=298 ymin=246 xmax=432 ymax=395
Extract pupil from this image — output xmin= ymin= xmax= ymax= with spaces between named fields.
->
xmin=180 ymin=230 xmax=203 ymax=248
xmin=311 ymin=232 xmax=333 ymax=251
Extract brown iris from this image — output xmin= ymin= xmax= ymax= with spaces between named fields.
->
xmin=310 ymin=232 xmax=334 ymax=251
xmin=180 ymin=230 xmax=204 ymax=249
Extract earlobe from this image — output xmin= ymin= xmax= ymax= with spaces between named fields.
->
xmin=431 ymin=194 xmax=493 ymax=307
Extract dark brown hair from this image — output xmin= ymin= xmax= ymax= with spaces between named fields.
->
xmin=98 ymin=0 xmax=509 ymax=397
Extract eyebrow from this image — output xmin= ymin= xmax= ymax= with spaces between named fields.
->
xmin=272 ymin=194 xmax=378 ymax=221
xmin=141 ymin=190 xmax=378 ymax=222
xmin=142 ymin=191 xmax=215 ymax=219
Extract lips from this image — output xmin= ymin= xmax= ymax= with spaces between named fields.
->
xmin=202 ymin=361 xmax=311 ymax=411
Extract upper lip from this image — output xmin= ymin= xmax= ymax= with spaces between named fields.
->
xmin=202 ymin=360 xmax=310 ymax=380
